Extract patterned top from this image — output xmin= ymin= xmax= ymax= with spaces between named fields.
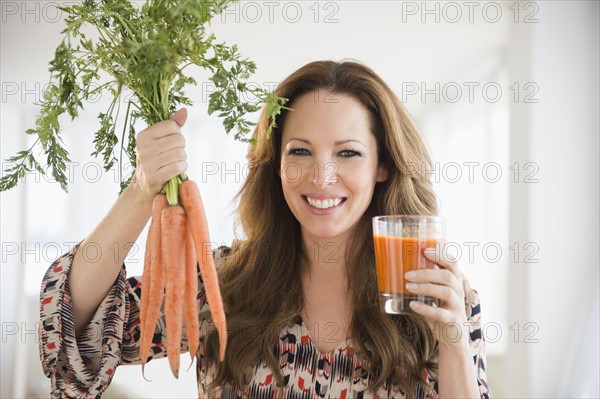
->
xmin=39 ymin=241 xmax=491 ymax=399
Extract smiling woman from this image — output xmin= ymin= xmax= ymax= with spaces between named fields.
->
xmin=38 ymin=60 xmax=491 ymax=398
xmin=203 ymin=60 xmax=490 ymax=397
xmin=278 ymin=90 xmax=390 ymax=355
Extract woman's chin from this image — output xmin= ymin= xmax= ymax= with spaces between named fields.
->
xmin=300 ymin=226 xmax=347 ymax=242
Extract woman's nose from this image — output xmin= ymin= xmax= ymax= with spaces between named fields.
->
xmin=311 ymin=160 xmax=339 ymax=188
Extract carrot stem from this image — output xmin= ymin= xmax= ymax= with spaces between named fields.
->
xmin=164 ymin=177 xmax=179 ymax=206
xmin=162 ymin=173 xmax=187 ymax=206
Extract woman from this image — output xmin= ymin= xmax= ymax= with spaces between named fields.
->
xmin=39 ymin=60 xmax=491 ymax=398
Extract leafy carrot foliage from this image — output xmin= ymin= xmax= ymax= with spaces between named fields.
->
xmin=1 ymin=0 xmax=288 ymax=193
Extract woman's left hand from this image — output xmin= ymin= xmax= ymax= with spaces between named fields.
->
xmin=404 ymin=247 xmax=469 ymax=348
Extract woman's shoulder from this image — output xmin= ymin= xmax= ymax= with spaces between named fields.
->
xmin=462 ymin=277 xmax=483 ymax=321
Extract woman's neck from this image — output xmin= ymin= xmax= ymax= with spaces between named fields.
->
xmin=299 ymin=233 xmax=353 ymax=347
xmin=300 ymin=233 xmax=348 ymax=274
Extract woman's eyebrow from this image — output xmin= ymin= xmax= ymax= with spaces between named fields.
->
xmin=334 ymin=139 xmax=365 ymax=146
xmin=287 ymin=137 xmax=311 ymax=144
xmin=286 ymin=138 xmax=365 ymax=146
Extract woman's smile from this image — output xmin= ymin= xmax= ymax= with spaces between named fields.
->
xmin=302 ymin=194 xmax=347 ymax=213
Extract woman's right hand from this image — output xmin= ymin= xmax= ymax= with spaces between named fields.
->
xmin=133 ymin=108 xmax=189 ymax=199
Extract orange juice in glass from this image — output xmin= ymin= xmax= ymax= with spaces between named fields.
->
xmin=372 ymin=215 xmax=445 ymax=314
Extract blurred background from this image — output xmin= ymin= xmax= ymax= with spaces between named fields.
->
xmin=1 ymin=0 xmax=598 ymax=397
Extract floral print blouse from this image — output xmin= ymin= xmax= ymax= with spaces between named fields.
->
xmin=39 ymin=241 xmax=491 ymax=398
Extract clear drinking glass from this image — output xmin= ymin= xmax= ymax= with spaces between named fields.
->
xmin=372 ymin=215 xmax=445 ymax=314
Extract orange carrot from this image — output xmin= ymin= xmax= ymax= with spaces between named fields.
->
xmin=139 ymin=223 xmax=153 ymax=341
xmin=162 ymin=204 xmax=187 ymax=378
xmin=184 ymin=221 xmax=200 ymax=364
xmin=179 ymin=179 xmax=227 ymax=361
xmin=140 ymin=194 xmax=168 ymax=374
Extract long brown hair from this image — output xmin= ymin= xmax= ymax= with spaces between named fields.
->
xmin=204 ymin=60 xmax=439 ymax=396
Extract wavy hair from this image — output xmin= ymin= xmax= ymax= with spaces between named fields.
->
xmin=204 ymin=60 xmax=440 ymax=397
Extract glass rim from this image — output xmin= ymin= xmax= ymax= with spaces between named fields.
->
xmin=372 ymin=215 xmax=445 ymax=223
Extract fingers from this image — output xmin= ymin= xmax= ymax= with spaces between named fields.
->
xmin=407 ymin=247 xmax=471 ymax=345
xmin=156 ymin=134 xmax=186 ymax=156
xmin=137 ymin=108 xmax=188 ymax=141
xmin=424 ymin=247 xmax=460 ymax=278
xmin=406 ymin=281 xmax=462 ymax=310
xmin=137 ymin=115 xmax=186 ymax=160
xmin=138 ymin=136 xmax=186 ymax=171
xmin=141 ymin=150 xmax=188 ymax=190
xmin=405 ymin=268 xmax=455 ymax=286
xmin=133 ymin=109 xmax=189 ymax=196
xmin=155 ymin=161 xmax=188 ymax=182
xmin=405 ymin=247 xmax=466 ymax=317
xmin=405 ymin=266 xmax=464 ymax=298
xmin=171 ymin=108 xmax=188 ymax=127
xmin=137 ymin=119 xmax=182 ymax=141
xmin=409 ymin=300 xmax=455 ymax=324
xmin=154 ymin=147 xmax=187 ymax=167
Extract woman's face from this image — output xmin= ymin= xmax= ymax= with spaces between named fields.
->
xmin=280 ymin=89 xmax=388 ymax=243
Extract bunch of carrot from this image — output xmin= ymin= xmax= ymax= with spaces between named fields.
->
xmin=139 ymin=177 xmax=227 ymax=378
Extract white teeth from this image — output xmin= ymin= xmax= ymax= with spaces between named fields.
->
xmin=306 ymin=196 xmax=343 ymax=209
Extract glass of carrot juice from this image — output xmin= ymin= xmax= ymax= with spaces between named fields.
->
xmin=372 ymin=215 xmax=445 ymax=314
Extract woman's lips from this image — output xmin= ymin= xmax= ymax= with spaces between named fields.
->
xmin=302 ymin=195 xmax=347 ymax=214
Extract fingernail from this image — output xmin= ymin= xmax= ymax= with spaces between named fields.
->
xmin=409 ymin=301 xmax=421 ymax=309
xmin=424 ymin=248 xmax=436 ymax=256
xmin=406 ymin=283 xmax=418 ymax=290
xmin=405 ymin=271 xmax=417 ymax=279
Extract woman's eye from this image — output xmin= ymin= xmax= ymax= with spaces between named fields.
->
xmin=288 ymin=148 xmax=310 ymax=156
xmin=339 ymin=149 xmax=362 ymax=158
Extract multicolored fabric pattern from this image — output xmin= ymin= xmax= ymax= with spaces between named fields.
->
xmin=39 ymin=242 xmax=491 ymax=398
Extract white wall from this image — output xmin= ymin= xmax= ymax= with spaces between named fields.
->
xmin=505 ymin=2 xmax=599 ymax=397
xmin=527 ymin=2 xmax=599 ymax=396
